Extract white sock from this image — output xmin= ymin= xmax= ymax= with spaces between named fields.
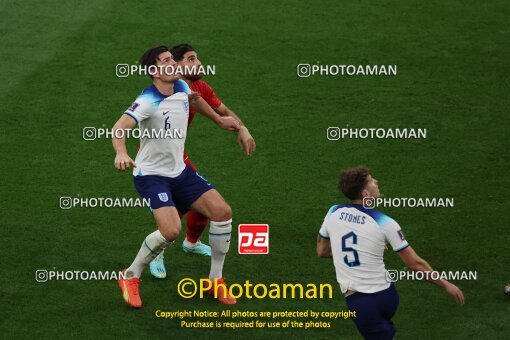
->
xmin=126 ymin=230 xmax=169 ymax=278
xmin=208 ymin=219 xmax=232 ymax=280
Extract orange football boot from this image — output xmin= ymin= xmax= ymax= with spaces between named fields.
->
xmin=118 ymin=274 xmax=142 ymax=308
xmin=205 ymin=278 xmax=237 ymax=305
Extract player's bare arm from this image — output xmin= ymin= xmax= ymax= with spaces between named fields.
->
xmin=398 ymin=246 xmax=465 ymax=305
xmin=170 ymin=44 xmax=255 ymax=154
xmin=112 ymin=114 xmax=137 ymax=171
xmin=216 ymin=104 xmax=256 ymax=156
xmin=191 ymin=96 xmax=241 ymax=131
xmin=215 ymin=103 xmax=244 ymax=126
xmin=316 ymin=235 xmax=332 ymax=258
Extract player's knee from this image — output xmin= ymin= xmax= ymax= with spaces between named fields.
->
xmin=158 ymin=223 xmax=181 ymax=242
xmin=210 ymin=202 xmax=232 ymax=222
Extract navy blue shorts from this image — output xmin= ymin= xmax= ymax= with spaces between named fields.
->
xmin=345 ymin=283 xmax=399 ymax=340
xmin=133 ymin=165 xmax=214 ymax=213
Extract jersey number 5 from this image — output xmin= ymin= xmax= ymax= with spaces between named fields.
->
xmin=341 ymin=232 xmax=360 ymax=267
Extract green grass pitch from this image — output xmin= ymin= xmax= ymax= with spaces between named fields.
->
xmin=1 ymin=0 xmax=509 ymax=338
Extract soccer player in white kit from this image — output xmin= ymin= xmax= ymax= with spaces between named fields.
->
xmin=317 ymin=166 xmax=464 ymax=339
xmin=113 ymin=45 xmax=241 ymax=307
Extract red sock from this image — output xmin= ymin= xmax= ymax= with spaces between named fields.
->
xmin=186 ymin=210 xmax=209 ymax=243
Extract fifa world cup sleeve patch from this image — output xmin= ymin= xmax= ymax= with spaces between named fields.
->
xmin=381 ymin=217 xmax=409 ymax=252
xmin=124 ymin=96 xmax=158 ymax=123
xmin=128 ymin=102 xmax=140 ymax=112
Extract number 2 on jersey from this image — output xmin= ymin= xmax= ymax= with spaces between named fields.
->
xmin=341 ymin=232 xmax=360 ymax=267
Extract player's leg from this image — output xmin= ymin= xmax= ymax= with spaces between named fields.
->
xmin=119 ymin=206 xmax=181 ymax=307
xmin=183 ymin=210 xmax=211 ymax=256
xmin=173 ymin=166 xmax=236 ymax=304
xmin=345 ymin=285 xmax=399 ymax=340
xmin=378 ymin=283 xmax=399 ymax=338
xmin=190 ymin=189 xmax=232 ymax=277
xmin=189 ymin=189 xmax=236 ymax=305
xmin=182 ymin=157 xmax=211 ymax=256
xmin=125 ymin=207 xmax=181 ymax=278
xmin=150 ymin=210 xmax=185 ymax=279
xmin=118 ymin=175 xmax=181 ymax=308
xmin=346 ymin=293 xmax=385 ymax=339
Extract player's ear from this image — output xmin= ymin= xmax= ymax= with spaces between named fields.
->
xmin=149 ymin=67 xmax=160 ymax=79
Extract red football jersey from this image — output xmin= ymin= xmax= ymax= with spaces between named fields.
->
xmin=188 ymin=79 xmax=222 ymax=126
xmin=183 ymin=79 xmax=222 ymax=167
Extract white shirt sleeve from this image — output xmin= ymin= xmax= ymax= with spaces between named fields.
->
xmin=319 ymin=220 xmax=330 ymax=239
xmin=319 ymin=206 xmax=337 ymax=239
xmin=124 ymin=95 xmax=157 ymax=124
xmin=380 ymin=216 xmax=409 ymax=252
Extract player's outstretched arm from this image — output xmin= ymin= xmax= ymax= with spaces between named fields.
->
xmin=112 ymin=114 xmax=137 ymax=171
xmin=191 ymin=96 xmax=241 ymax=131
xmin=216 ymin=104 xmax=256 ymax=156
xmin=317 ymin=235 xmax=332 ymax=258
xmin=215 ymin=104 xmax=245 ymax=126
xmin=397 ymin=246 xmax=465 ymax=305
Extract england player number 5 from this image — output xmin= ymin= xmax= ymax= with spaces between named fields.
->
xmin=342 ymin=232 xmax=361 ymax=267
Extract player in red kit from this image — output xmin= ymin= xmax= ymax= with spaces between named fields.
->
xmin=149 ymin=44 xmax=256 ymax=279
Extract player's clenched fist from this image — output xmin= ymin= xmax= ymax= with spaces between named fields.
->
xmin=188 ymin=92 xmax=201 ymax=106
xmin=115 ymin=152 xmax=137 ymax=171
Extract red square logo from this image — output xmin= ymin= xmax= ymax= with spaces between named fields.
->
xmin=238 ymin=224 xmax=269 ymax=254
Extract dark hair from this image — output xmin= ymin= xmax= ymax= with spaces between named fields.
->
xmin=170 ymin=44 xmax=195 ymax=62
xmin=338 ymin=166 xmax=372 ymax=200
xmin=139 ymin=45 xmax=169 ymax=78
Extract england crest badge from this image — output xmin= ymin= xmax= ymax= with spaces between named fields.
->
xmin=158 ymin=193 xmax=169 ymax=202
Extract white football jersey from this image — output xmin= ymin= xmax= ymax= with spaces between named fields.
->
xmin=319 ymin=203 xmax=409 ymax=294
xmin=124 ymin=80 xmax=191 ymax=178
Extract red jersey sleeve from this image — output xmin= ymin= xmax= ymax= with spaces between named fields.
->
xmin=190 ymin=80 xmax=222 ymax=109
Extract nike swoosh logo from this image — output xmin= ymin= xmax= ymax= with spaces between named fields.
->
xmin=163 ymin=111 xmax=169 ymax=115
